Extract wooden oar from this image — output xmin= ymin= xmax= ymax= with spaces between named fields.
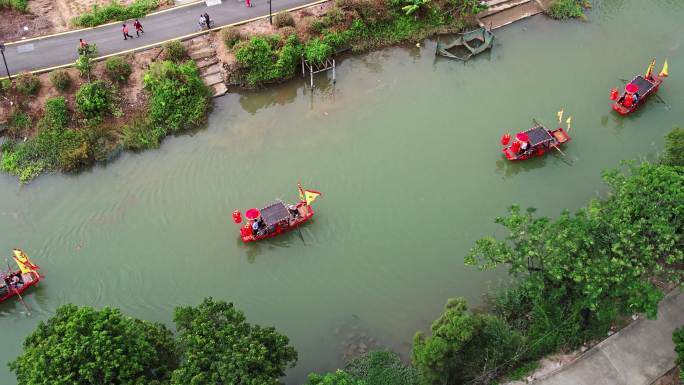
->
xmin=5 ymin=260 xmax=31 ymax=316
xmin=652 ymin=93 xmax=672 ymax=110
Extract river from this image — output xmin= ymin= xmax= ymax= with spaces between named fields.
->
xmin=0 ymin=0 xmax=682 ymax=383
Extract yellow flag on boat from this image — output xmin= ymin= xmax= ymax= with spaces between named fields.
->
xmin=304 ymin=189 xmax=321 ymax=206
xmin=645 ymin=58 xmax=656 ymax=78
xmin=659 ymin=60 xmax=669 ymax=77
xmin=12 ymin=249 xmax=38 ymax=274
xmin=566 ymin=116 xmax=572 ymax=130
xmin=557 ymin=108 xmax=564 ymax=124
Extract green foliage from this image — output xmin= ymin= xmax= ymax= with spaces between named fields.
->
xmin=304 ymin=39 xmax=333 ymax=66
xmin=73 ymin=0 xmax=160 ymax=27
xmin=663 ymin=127 xmax=684 ymax=166
xmin=674 ymin=325 xmax=684 ymax=383
xmin=235 ymin=35 xmax=303 ymax=86
xmin=0 ymin=0 xmax=28 ymax=12
xmin=76 ymin=80 xmax=114 ymax=119
xmin=304 ymin=370 xmax=366 ymax=385
xmin=274 ymin=11 xmax=296 ymax=28
xmin=506 ymin=361 xmax=540 ymax=382
xmin=15 ymin=72 xmax=41 ymax=96
xmin=412 ymin=298 xmax=524 ymax=385
xmin=44 ymin=96 xmax=70 ymax=129
xmin=171 ymin=297 xmax=298 ymax=385
xmin=122 ymin=116 xmax=165 ymax=150
xmin=8 ymin=109 xmax=32 ymax=135
xmin=221 ymin=26 xmax=243 ymax=49
xmin=546 ymin=0 xmax=586 ymax=19
xmin=9 ymin=304 xmax=178 ymax=385
xmin=162 ymin=40 xmax=188 ymax=63
xmin=143 ymin=60 xmax=211 ymax=132
xmin=346 ymin=351 xmax=419 ymax=385
xmin=78 ymin=42 xmax=99 ymax=58
xmin=105 ymin=56 xmax=133 ymax=84
xmin=401 ymin=0 xmax=431 ymax=16
xmin=0 ymin=78 xmax=11 ymax=95
xmin=49 ymin=70 xmax=73 ymax=92
xmin=75 ymin=55 xmax=94 ymax=79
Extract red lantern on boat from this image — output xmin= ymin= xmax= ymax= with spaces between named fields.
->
xmin=232 ymin=210 xmax=242 ymax=224
xmin=501 ymin=133 xmax=511 ymax=146
xmin=610 ymin=88 xmax=619 ymax=101
xmin=625 ymin=83 xmax=638 ymax=93
xmin=536 ymin=148 xmax=545 ymax=156
xmin=245 ymin=208 xmax=261 ymax=221
xmin=511 ymin=141 xmax=521 ymax=153
xmin=624 ymin=93 xmax=633 ymax=107
xmin=515 ymin=132 xmax=529 ymax=142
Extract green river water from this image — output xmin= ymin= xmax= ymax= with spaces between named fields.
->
xmin=0 ymin=0 xmax=683 ymax=383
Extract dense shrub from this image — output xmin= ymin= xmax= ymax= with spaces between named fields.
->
xmin=346 ymin=351 xmax=419 ymax=385
xmin=76 ymin=80 xmax=114 ymax=119
xmin=75 ymin=55 xmax=94 ymax=79
xmin=663 ymin=127 xmax=684 ymax=167
xmin=163 ymin=40 xmax=188 ymax=63
xmin=122 ymin=116 xmax=165 ymax=150
xmin=15 ymin=72 xmax=41 ymax=96
xmin=546 ymin=0 xmax=586 ymax=19
xmin=143 ymin=60 xmax=211 ymax=132
xmin=8 ymin=109 xmax=32 ymax=136
xmin=274 ymin=11 xmax=295 ymax=28
xmin=221 ymin=27 xmax=243 ymax=49
xmin=49 ymin=70 xmax=73 ymax=92
xmin=304 ymin=370 xmax=365 ymax=385
xmin=674 ymin=325 xmax=684 ymax=383
xmin=0 ymin=0 xmax=28 ymax=12
xmin=105 ymin=56 xmax=133 ymax=83
xmin=73 ymin=0 xmax=160 ymax=27
xmin=235 ymin=35 xmax=302 ymax=86
xmin=0 ymin=78 xmax=11 ymax=95
xmin=43 ymin=97 xmax=70 ymax=129
xmin=304 ymin=39 xmax=333 ymax=65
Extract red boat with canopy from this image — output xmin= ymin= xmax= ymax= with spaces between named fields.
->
xmin=501 ymin=124 xmax=570 ymax=161
xmin=233 ymin=184 xmax=322 ymax=243
xmin=1 ymin=249 xmax=42 ymax=304
xmin=610 ymin=59 xmax=668 ymax=115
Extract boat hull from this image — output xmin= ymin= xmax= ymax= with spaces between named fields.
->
xmin=502 ymin=127 xmax=570 ymax=161
xmin=0 ymin=271 xmax=41 ymax=303
xmin=611 ymin=75 xmax=662 ymax=115
xmin=240 ymin=204 xmax=315 ymax=243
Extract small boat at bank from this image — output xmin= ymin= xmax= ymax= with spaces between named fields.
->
xmin=436 ymin=27 xmax=495 ymax=61
xmin=233 ymin=184 xmax=322 ymax=243
xmin=0 ymin=249 xmax=42 ymax=304
xmin=501 ymin=124 xmax=570 ymax=161
xmin=610 ymin=59 xmax=668 ymax=115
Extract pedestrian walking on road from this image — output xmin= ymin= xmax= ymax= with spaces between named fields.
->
xmin=245 ymin=0 xmax=252 ymax=7
xmin=122 ymin=24 xmax=134 ymax=40
xmin=133 ymin=19 xmax=144 ymax=37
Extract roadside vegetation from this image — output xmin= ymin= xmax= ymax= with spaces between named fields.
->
xmin=546 ymin=0 xmax=590 ymax=20
xmin=0 ymin=0 xmax=28 ymax=13
xmin=0 ymin=42 xmax=210 ymax=182
xmin=675 ymin=325 xmax=684 ymax=383
xmin=72 ymin=0 xmax=164 ymax=28
xmin=227 ymin=0 xmax=487 ymax=86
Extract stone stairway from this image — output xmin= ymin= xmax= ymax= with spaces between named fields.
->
xmin=477 ymin=0 xmax=545 ymax=30
xmin=186 ymin=35 xmax=228 ymax=97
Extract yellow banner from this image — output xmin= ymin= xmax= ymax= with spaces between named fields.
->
xmin=304 ymin=190 xmax=321 ymax=206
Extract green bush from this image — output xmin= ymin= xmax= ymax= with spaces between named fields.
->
xmin=43 ymin=97 xmax=70 ymax=129
xmin=8 ymin=110 xmax=31 ymax=136
xmin=49 ymin=70 xmax=73 ymax=92
xmin=235 ymin=35 xmax=302 ymax=86
xmin=15 ymin=72 xmax=41 ymax=96
xmin=162 ymin=40 xmax=188 ymax=63
xmin=674 ymin=325 xmax=684 ymax=383
xmin=547 ymin=0 xmax=586 ymax=19
xmin=123 ymin=116 xmax=166 ymax=150
xmin=304 ymin=370 xmax=365 ymax=385
xmin=73 ymin=0 xmax=160 ymax=27
xmin=304 ymin=39 xmax=333 ymax=66
xmin=221 ymin=27 xmax=243 ymax=49
xmin=0 ymin=0 xmax=29 ymax=12
xmin=663 ymin=127 xmax=684 ymax=166
xmin=0 ymin=78 xmax=11 ymax=95
xmin=76 ymin=80 xmax=114 ymax=119
xmin=143 ymin=60 xmax=211 ymax=132
xmin=105 ymin=56 xmax=133 ymax=83
xmin=346 ymin=351 xmax=419 ymax=385
xmin=274 ymin=11 xmax=295 ymax=28
xmin=75 ymin=55 xmax=94 ymax=78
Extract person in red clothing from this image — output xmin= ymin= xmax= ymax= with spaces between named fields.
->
xmin=133 ymin=19 xmax=144 ymax=37
xmin=79 ymin=38 xmax=87 ymax=49
xmin=122 ymin=24 xmax=134 ymax=40
xmin=245 ymin=0 xmax=252 ymax=7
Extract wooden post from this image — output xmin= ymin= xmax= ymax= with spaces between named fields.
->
xmin=310 ymin=67 xmax=314 ymax=88
xmin=332 ymin=59 xmax=336 ymax=84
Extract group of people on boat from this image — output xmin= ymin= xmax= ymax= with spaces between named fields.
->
xmin=249 ymin=204 xmax=302 ymax=237
xmin=615 ymin=86 xmax=640 ymax=108
xmin=0 ymin=271 xmax=23 ymax=292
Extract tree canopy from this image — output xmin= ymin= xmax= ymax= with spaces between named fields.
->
xmin=171 ymin=297 xmax=298 ymax=385
xmin=303 ymin=370 xmax=366 ymax=385
xmin=9 ymin=304 xmax=178 ymax=385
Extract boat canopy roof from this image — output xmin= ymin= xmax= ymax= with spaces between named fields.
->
xmin=260 ymin=201 xmax=290 ymax=227
xmin=524 ymin=125 xmax=554 ymax=147
xmin=630 ymin=75 xmax=655 ymax=95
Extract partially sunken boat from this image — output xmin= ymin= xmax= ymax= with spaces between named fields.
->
xmin=436 ymin=27 xmax=495 ymax=61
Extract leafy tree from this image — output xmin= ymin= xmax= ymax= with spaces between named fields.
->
xmin=49 ymin=70 xmax=73 ymax=92
xmin=171 ymin=297 xmax=298 ymax=385
xmin=304 ymin=370 xmax=366 ymax=385
xmin=412 ymin=298 xmax=524 ymax=385
xmin=9 ymin=304 xmax=178 ymax=385
xmin=304 ymin=39 xmax=333 ymax=66
xmin=105 ymin=56 xmax=133 ymax=84
xmin=663 ymin=127 xmax=684 ymax=166
xmin=346 ymin=351 xmax=419 ymax=385
xmin=674 ymin=325 xmax=684 ymax=382
xmin=76 ymin=80 xmax=114 ymax=119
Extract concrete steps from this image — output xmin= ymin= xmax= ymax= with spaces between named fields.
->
xmin=185 ymin=36 xmax=227 ymax=97
xmin=478 ymin=0 xmax=544 ymax=30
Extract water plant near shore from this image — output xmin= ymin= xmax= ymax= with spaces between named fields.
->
xmin=73 ymin=0 xmax=162 ymax=28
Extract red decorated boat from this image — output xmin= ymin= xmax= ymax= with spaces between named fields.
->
xmin=1 ymin=249 xmax=42 ymax=304
xmin=610 ymin=59 xmax=668 ymax=115
xmin=233 ymin=184 xmax=321 ymax=243
xmin=501 ymin=125 xmax=570 ymax=161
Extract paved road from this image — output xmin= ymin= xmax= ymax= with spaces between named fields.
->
xmin=533 ymin=289 xmax=684 ymax=385
xmin=2 ymin=0 xmax=320 ymax=75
